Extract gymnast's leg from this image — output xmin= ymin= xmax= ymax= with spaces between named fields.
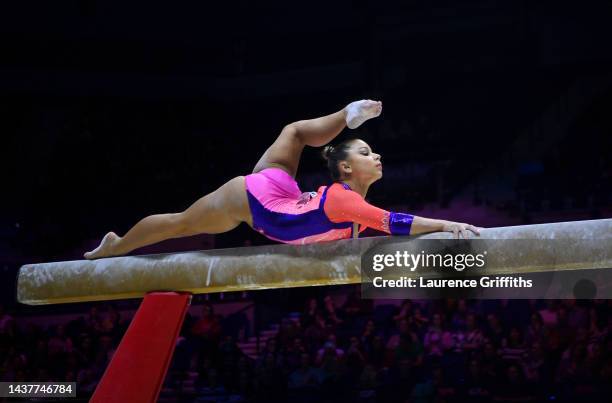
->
xmin=84 ymin=100 xmax=381 ymax=259
xmin=252 ymin=99 xmax=382 ymax=177
xmin=84 ymin=176 xmax=252 ymax=259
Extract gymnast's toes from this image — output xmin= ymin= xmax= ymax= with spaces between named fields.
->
xmin=345 ymin=99 xmax=383 ymax=129
xmin=84 ymin=232 xmax=119 ymax=260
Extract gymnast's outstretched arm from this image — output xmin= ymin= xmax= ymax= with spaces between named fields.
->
xmin=324 ymin=184 xmax=481 ymax=239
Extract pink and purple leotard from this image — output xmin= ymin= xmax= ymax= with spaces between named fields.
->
xmin=244 ymin=168 xmax=414 ymax=244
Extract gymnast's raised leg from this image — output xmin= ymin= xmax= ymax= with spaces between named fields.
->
xmin=252 ymin=100 xmax=382 ymax=177
xmin=84 ymin=100 xmax=382 ymax=259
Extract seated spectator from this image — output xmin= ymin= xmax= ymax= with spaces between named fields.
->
xmin=83 ymin=307 xmax=101 ymax=334
xmin=277 ymin=317 xmax=301 ymax=349
xmin=76 ymin=367 xmax=98 ymax=395
xmin=411 ymin=366 xmax=456 ymax=403
xmin=556 ymin=342 xmax=589 ymax=383
xmin=256 ymin=337 xmax=280 ymax=370
xmin=191 ymin=302 xmax=222 ymax=359
xmin=526 ymin=312 xmax=546 ymax=345
xmin=493 ymin=364 xmax=535 ymax=401
xmin=480 ymin=342 xmax=502 ymax=380
xmin=0 ymin=305 xmax=15 ymax=338
xmin=564 ymin=299 xmax=589 ymax=330
xmin=386 ymin=318 xmax=424 ymax=368
xmin=288 ymin=353 xmax=321 ymax=391
xmin=253 ymin=354 xmax=286 ymax=401
xmin=304 ymin=312 xmax=328 ymax=355
xmin=192 ymin=303 xmax=222 ymax=342
xmin=538 ymin=300 xmax=559 ymax=327
xmin=47 ymin=324 xmax=73 ymax=357
xmin=450 ymin=299 xmax=470 ymax=330
xmin=283 ymin=337 xmax=307 ymax=372
xmin=315 ymin=335 xmax=345 ymax=366
xmin=301 ymin=298 xmax=320 ymax=330
xmin=460 ymin=359 xmax=492 ymax=402
xmin=386 ymin=318 xmax=412 ymax=351
xmin=463 ymin=313 xmax=485 ymax=352
xmin=322 ymin=295 xmax=344 ymax=327
xmin=360 ymin=319 xmax=378 ymax=352
xmin=521 ymin=341 xmax=551 ymax=383
xmin=345 ymin=336 xmax=366 ymax=376
xmin=423 ymin=314 xmax=453 ymax=357
xmin=368 ymin=335 xmax=387 ymax=370
xmin=484 ymin=313 xmax=505 ymax=347
xmin=198 ymin=368 xmax=227 ymax=401
xmin=392 ymin=300 xmax=413 ymax=323
xmin=411 ymin=306 xmax=429 ymax=334
xmin=342 ymin=288 xmax=372 ymax=322
xmin=499 ymin=326 xmax=527 ymax=362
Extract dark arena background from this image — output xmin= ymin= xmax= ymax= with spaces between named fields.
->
xmin=1 ymin=1 xmax=612 ymax=402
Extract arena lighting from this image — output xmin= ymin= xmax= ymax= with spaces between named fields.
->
xmin=15 ymin=218 xmax=612 ymax=403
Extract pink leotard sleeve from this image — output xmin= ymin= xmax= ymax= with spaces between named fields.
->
xmin=323 ymin=183 xmax=414 ymax=235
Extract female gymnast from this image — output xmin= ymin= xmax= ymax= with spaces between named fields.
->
xmin=85 ymin=100 xmax=481 ymax=259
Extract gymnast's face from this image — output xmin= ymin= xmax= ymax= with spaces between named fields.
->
xmin=340 ymin=139 xmax=383 ymax=183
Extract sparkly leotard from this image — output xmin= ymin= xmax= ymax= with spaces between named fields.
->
xmin=244 ymin=168 xmax=414 ymax=245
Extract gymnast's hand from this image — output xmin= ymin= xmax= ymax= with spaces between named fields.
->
xmin=442 ymin=221 xmax=482 ymax=239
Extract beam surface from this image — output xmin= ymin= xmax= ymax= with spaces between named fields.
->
xmin=17 ymin=219 xmax=612 ymax=305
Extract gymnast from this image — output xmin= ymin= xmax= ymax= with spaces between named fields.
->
xmin=85 ymin=100 xmax=481 ymax=259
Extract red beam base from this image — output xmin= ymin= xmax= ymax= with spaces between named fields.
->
xmin=91 ymin=292 xmax=192 ymax=403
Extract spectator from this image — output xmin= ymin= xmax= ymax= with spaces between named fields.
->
xmin=463 ymin=313 xmax=485 ymax=352
xmin=315 ymin=334 xmax=345 ymax=366
xmin=0 ymin=305 xmax=15 ymax=337
xmin=539 ymin=300 xmax=559 ymax=327
xmin=304 ymin=312 xmax=328 ymax=355
xmin=460 ymin=359 xmax=492 ymax=402
xmin=288 ymin=353 xmax=321 ymax=391
xmin=423 ymin=314 xmax=453 ymax=357
xmin=392 ymin=300 xmax=413 ymax=323
xmin=499 ymin=326 xmax=527 ymax=362
xmin=485 ymin=313 xmax=505 ymax=347
xmin=322 ymin=295 xmax=344 ymax=327
xmin=191 ymin=302 xmax=222 ymax=362
xmin=493 ymin=364 xmax=535 ymax=401
xmin=301 ymin=298 xmax=319 ymax=330
xmin=526 ymin=311 xmax=546 ymax=345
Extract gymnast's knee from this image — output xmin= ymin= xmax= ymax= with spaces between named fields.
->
xmin=281 ymin=124 xmax=304 ymax=145
xmin=170 ymin=212 xmax=191 ymax=235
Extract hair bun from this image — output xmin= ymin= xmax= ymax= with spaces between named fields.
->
xmin=322 ymin=144 xmax=335 ymax=161
xmin=321 ymin=144 xmax=334 ymax=161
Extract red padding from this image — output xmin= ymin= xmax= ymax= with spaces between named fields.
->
xmin=91 ymin=292 xmax=191 ymax=403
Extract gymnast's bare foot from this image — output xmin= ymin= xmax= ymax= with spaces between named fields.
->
xmin=84 ymin=232 xmax=121 ymax=260
xmin=345 ymin=99 xmax=383 ymax=129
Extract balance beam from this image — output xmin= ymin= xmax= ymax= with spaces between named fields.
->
xmin=17 ymin=218 xmax=612 ymax=305
xmin=16 ymin=218 xmax=612 ymax=403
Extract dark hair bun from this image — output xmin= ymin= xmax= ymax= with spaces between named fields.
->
xmin=322 ymin=144 xmax=335 ymax=161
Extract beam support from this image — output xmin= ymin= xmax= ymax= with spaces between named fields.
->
xmin=90 ymin=292 xmax=191 ymax=403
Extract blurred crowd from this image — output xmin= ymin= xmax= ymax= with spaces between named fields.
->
xmin=0 ymin=304 xmax=127 ymax=400
xmin=4 ymin=292 xmax=609 ymax=402
xmin=171 ymin=295 xmax=611 ymax=402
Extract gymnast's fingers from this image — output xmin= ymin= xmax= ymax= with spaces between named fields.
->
xmin=452 ymin=226 xmax=460 ymax=239
xmin=468 ymin=224 xmax=481 ymax=236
